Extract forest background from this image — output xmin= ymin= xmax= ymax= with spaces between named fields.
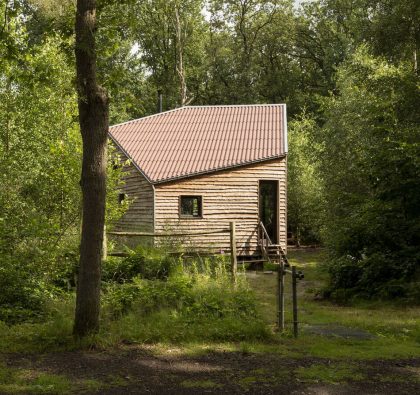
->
xmin=0 ymin=0 xmax=419 ymax=324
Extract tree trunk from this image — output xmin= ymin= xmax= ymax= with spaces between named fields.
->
xmin=174 ymin=6 xmax=190 ymax=106
xmin=73 ymin=0 xmax=109 ymax=338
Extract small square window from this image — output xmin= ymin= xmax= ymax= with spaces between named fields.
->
xmin=180 ymin=196 xmax=202 ymax=218
xmin=118 ymin=193 xmax=126 ymax=204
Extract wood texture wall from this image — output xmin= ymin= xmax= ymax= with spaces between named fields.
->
xmin=112 ymin=152 xmax=155 ymax=244
xmin=154 ymin=158 xmax=287 ymax=255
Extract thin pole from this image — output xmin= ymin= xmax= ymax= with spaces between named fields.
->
xmin=292 ymin=266 xmax=298 ymax=338
xmin=230 ymin=221 xmax=238 ymax=283
xmin=278 ymin=260 xmax=284 ymax=331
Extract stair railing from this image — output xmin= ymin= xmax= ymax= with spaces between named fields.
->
xmin=258 ymin=221 xmax=290 ymax=266
xmin=258 ymin=221 xmax=272 ymax=260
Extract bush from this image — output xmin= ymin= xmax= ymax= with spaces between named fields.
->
xmin=0 ymin=260 xmax=49 ymax=323
xmin=325 ymin=251 xmax=420 ymax=303
xmin=100 ymin=249 xmax=269 ymax=342
xmin=102 ymin=247 xmax=178 ymax=283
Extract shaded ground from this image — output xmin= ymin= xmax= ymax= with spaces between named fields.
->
xmin=304 ymin=324 xmax=376 ymax=339
xmin=1 ymin=249 xmax=419 ymax=394
xmin=3 ymin=346 xmax=420 ymax=394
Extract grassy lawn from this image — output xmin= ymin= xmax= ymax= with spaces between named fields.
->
xmin=0 ymin=248 xmax=419 ymax=393
xmin=246 ymin=248 xmax=420 ymax=360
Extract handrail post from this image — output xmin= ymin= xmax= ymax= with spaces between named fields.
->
xmin=230 ymin=221 xmax=237 ymax=283
xmin=292 ymin=266 xmax=298 ymax=338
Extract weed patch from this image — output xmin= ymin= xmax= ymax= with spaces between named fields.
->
xmin=295 ymin=362 xmax=365 ymax=384
xmin=0 ymin=363 xmax=73 ymax=394
xmin=180 ymin=379 xmax=222 ymax=389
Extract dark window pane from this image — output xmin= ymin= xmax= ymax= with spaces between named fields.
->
xmin=180 ymin=196 xmax=202 ymax=217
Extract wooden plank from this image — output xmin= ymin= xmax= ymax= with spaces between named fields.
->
xmin=108 ymin=229 xmax=230 ymax=237
xmin=111 ymin=152 xmax=155 ymax=236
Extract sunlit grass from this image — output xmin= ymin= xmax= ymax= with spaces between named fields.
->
xmin=247 ymin=249 xmax=420 ymax=360
xmin=1 ymin=248 xmax=419 ymax=363
xmin=0 ymin=362 xmax=105 ymax=394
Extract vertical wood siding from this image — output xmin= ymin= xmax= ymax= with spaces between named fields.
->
xmin=154 ymin=158 xmax=287 ymax=255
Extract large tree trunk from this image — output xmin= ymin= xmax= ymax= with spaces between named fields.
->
xmin=73 ymin=0 xmax=109 ymax=338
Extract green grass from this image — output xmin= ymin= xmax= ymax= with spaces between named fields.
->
xmin=180 ymin=379 xmax=222 ymax=389
xmin=247 ymin=249 xmax=420 ymax=360
xmin=0 ymin=362 xmax=104 ymax=394
xmin=0 ymin=265 xmax=270 ymax=354
xmin=294 ymin=362 xmax=365 ymax=383
xmin=3 ymin=248 xmax=419 ymax=361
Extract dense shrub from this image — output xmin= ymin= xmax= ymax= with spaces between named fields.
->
xmin=100 ymin=250 xmax=269 ymax=341
xmin=102 ymin=247 xmax=178 ymax=283
xmin=318 ymin=49 xmax=420 ymax=301
xmin=0 ymin=260 xmax=49 ymax=323
xmin=324 ymin=251 xmax=420 ymax=303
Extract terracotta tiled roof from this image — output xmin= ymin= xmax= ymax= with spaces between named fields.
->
xmin=109 ymin=104 xmax=287 ymax=184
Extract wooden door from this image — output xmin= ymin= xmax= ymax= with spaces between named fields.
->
xmin=259 ymin=180 xmax=279 ymax=244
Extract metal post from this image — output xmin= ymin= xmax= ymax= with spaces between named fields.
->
xmin=278 ymin=260 xmax=285 ymax=331
xmin=292 ymin=266 xmax=298 ymax=338
xmin=230 ymin=221 xmax=237 ymax=283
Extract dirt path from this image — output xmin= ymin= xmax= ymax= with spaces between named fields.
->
xmin=4 ymin=346 xmax=420 ymax=394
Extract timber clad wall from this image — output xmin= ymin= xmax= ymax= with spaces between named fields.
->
xmin=154 ymin=158 xmax=287 ymax=255
xmin=115 ymin=160 xmax=154 ymax=233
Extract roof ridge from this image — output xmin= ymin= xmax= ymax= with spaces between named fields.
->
xmin=109 ymin=106 xmax=185 ymax=129
xmin=109 ymin=104 xmax=286 ymax=129
xmin=184 ymin=104 xmax=285 ymax=108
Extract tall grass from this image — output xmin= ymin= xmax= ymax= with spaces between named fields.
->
xmin=99 ymin=249 xmax=270 ymax=344
xmin=0 ymin=248 xmax=270 ymax=352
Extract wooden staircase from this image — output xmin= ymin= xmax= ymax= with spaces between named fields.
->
xmin=238 ymin=222 xmax=289 ymax=269
xmin=258 ymin=221 xmax=290 ymax=267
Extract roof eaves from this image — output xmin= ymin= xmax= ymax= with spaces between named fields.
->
xmin=152 ymin=154 xmax=287 ymax=185
xmin=108 ymin=131 xmax=154 ymax=185
xmin=283 ymin=104 xmax=288 ymax=153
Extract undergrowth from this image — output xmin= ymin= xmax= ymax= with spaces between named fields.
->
xmin=99 ymin=247 xmax=269 ymax=344
xmin=0 ymin=247 xmax=269 ymax=352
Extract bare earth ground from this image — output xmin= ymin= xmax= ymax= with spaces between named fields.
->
xmin=3 ymin=347 xmax=420 ymax=394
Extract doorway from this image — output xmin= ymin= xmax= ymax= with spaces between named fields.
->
xmin=259 ymin=180 xmax=279 ymax=244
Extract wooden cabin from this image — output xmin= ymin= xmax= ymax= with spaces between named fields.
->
xmin=109 ymin=104 xmax=288 ymax=258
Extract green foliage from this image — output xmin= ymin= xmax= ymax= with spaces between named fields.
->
xmin=318 ymin=46 xmax=420 ymax=300
xmin=0 ymin=27 xmax=81 ymax=322
xmin=100 ymin=249 xmax=268 ymax=341
xmin=0 ymin=13 xmax=128 ymax=323
xmin=103 ymin=247 xmax=177 ymax=283
xmin=0 ymin=260 xmax=48 ymax=323
xmin=287 ymin=114 xmax=324 ymax=244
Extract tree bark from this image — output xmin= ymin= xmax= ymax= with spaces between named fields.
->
xmin=73 ymin=0 xmax=109 ymax=338
xmin=174 ymin=6 xmax=191 ymax=107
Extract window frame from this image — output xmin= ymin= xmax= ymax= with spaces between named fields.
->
xmin=179 ymin=195 xmax=203 ymax=219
